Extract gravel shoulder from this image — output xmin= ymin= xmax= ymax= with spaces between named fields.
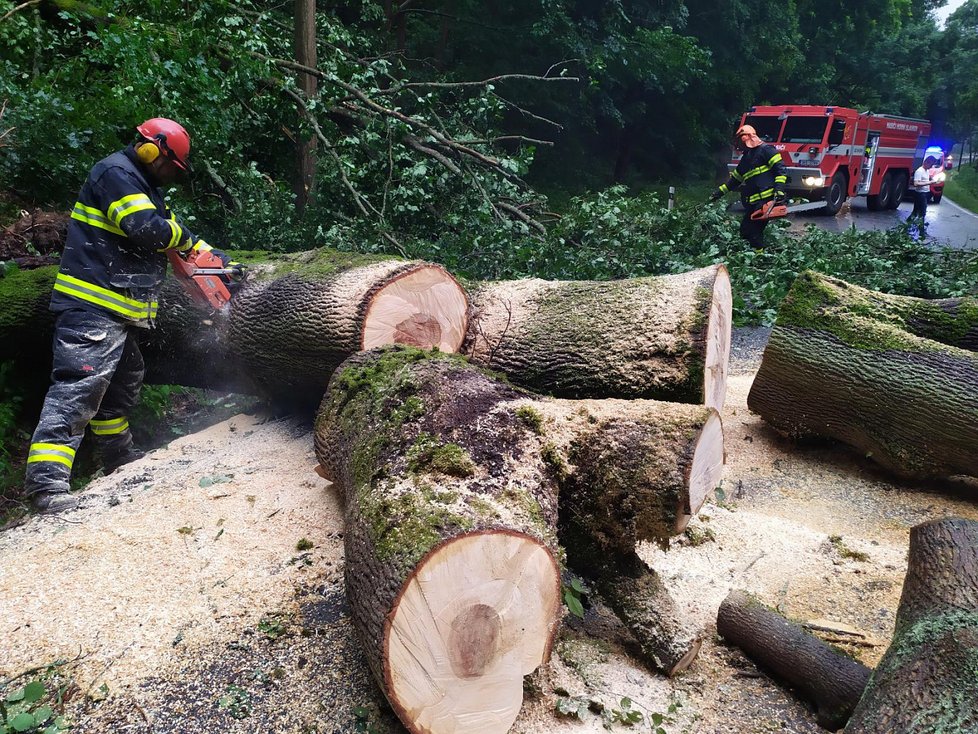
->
xmin=2 ymin=330 xmax=977 ymax=734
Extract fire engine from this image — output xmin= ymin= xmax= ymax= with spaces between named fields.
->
xmin=729 ymin=105 xmax=944 ymax=214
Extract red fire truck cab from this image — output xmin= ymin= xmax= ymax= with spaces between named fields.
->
xmin=730 ymin=105 xmax=937 ymax=214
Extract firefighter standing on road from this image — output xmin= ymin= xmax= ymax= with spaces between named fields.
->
xmin=710 ymin=124 xmax=788 ymax=248
xmin=25 ymin=118 xmax=244 ymax=515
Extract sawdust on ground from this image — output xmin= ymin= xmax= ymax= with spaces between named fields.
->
xmin=2 ymin=329 xmax=977 ymax=734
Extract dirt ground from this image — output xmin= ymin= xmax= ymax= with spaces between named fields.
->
xmin=2 ymin=328 xmax=977 ymax=734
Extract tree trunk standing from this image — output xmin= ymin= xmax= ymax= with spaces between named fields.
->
xmin=748 ymin=271 xmax=978 ymax=480
xmin=293 ymin=0 xmax=317 ymax=211
xmin=717 ymin=589 xmax=871 ymax=730
xmin=314 ymin=347 xmax=725 ymax=732
xmin=845 ymin=518 xmax=978 ymax=734
xmin=464 ymin=265 xmax=732 ymax=409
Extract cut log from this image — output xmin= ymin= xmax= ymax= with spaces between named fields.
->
xmin=313 ymin=347 xmax=725 ymax=733
xmin=570 ymin=546 xmax=703 ymax=676
xmin=464 ymin=264 xmax=732 ymax=409
xmin=845 ymin=518 xmax=978 ymax=734
xmin=0 ymin=249 xmax=469 ymax=405
xmin=717 ymin=589 xmax=871 ymax=731
xmin=748 ymin=271 xmax=978 ymax=479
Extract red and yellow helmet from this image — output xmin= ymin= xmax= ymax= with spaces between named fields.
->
xmin=136 ymin=118 xmax=191 ymax=170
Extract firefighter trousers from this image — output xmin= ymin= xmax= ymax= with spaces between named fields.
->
xmin=740 ymin=206 xmax=770 ymax=249
xmin=25 ymin=308 xmax=145 ymax=498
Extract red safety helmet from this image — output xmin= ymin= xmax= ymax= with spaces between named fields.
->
xmin=136 ymin=118 xmax=191 ymax=171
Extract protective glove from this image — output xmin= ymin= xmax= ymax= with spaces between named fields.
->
xmin=709 ymin=189 xmax=724 ymax=203
xmin=774 ymin=190 xmax=787 ymax=204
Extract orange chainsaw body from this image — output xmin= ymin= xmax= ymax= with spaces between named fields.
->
xmin=750 ymin=200 xmax=788 ymax=221
xmin=167 ymin=249 xmax=233 ymax=310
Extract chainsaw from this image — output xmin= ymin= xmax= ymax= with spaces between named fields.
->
xmin=750 ymin=199 xmax=789 ymax=221
xmin=166 ymin=249 xmax=237 ymax=310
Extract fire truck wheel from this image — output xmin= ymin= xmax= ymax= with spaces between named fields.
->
xmin=868 ymin=174 xmax=892 ymax=211
xmin=824 ymin=172 xmax=847 ymax=215
xmin=887 ymin=173 xmax=907 ymax=210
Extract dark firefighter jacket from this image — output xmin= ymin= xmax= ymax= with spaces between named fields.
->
xmin=719 ymin=143 xmax=788 ymax=208
xmin=52 ymin=146 xmax=230 ymax=326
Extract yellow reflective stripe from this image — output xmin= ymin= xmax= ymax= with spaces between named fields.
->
xmin=107 ymin=193 xmax=155 ymax=227
xmin=742 ymin=163 xmax=772 ymax=181
xmin=192 ymin=240 xmax=213 ymax=253
xmin=90 ymin=416 xmax=130 ymax=435
xmin=774 ymin=175 xmax=787 ymax=183
xmin=768 ymin=153 xmax=783 ymax=166
xmin=54 ymin=272 xmax=157 ymax=320
xmin=747 ymin=188 xmax=776 ymax=203
xmin=158 ymin=219 xmax=184 ymax=251
xmin=28 ymin=442 xmax=76 ymax=468
xmin=71 ymin=202 xmax=125 ymax=236
xmin=731 ymin=170 xmax=744 ymax=182
xmin=719 ymin=184 xmax=729 ymax=193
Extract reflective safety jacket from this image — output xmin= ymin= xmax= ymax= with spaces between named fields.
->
xmin=719 ymin=143 xmax=788 ymax=207
xmin=51 ymin=146 xmax=230 ymax=326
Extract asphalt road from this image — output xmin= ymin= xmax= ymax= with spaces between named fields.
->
xmin=786 ymin=194 xmax=978 ymax=250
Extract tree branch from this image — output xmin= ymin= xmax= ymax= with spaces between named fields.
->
xmin=0 ymin=0 xmax=40 ymax=23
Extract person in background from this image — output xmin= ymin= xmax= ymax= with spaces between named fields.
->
xmin=710 ymin=124 xmax=788 ymax=248
xmin=909 ymin=155 xmax=937 ymax=222
xmin=24 ymin=118 xmax=244 ymax=514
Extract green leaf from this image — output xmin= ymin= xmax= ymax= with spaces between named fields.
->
xmin=199 ymin=475 xmax=232 ymax=487
xmin=22 ymin=682 xmax=44 ymax=705
xmin=10 ymin=713 xmax=35 ymax=732
xmin=32 ymin=706 xmax=53 ymax=723
xmin=563 ymin=589 xmax=584 ymax=618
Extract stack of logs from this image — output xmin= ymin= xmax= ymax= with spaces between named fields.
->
xmin=6 ymin=254 xmax=973 ymax=733
xmin=0 ymin=250 xmax=733 ymax=734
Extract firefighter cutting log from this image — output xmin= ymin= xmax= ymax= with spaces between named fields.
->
xmin=23 ymin=117 xmax=246 ymax=515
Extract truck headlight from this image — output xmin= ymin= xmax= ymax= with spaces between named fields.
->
xmin=933 ymin=172 xmax=946 ymax=183
xmin=803 ymin=176 xmax=825 ymax=187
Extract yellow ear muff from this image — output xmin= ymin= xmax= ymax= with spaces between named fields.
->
xmin=136 ymin=142 xmax=160 ymax=164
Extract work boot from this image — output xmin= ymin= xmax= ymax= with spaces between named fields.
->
xmin=31 ymin=490 xmax=81 ymax=515
xmin=102 ymin=447 xmax=146 ymax=475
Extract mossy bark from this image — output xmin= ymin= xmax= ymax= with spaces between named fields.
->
xmin=0 ymin=250 xmax=467 ymax=406
xmin=314 ymin=348 xmax=724 ymax=719
xmin=748 ymin=271 xmax=978 ymax=479
xmin=314 ymin=347 xmax=563 ymax=734
xmin=717 ymin=589 xmax=871 ymax=730
xmin=464 ymin=265 xmax=732 ymax=408
xmin=845 ymin=518 xmax=978 ymax=734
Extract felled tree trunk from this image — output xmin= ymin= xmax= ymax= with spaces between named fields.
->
xmin=464 ymin=265 xmax=732 ymax=409
xmin=717 ymin=589 xmax=871 ymax=730
xmin=313 ymin=347 xmax=725 ymax=734
xmin=845 ymin=518 xmax=978 ymax=734
xmin=0 ymin=250 xmax=469 ymax=405
xmin=748 ymin=271 xmax=978 ymax=479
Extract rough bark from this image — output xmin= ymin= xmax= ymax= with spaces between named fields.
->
xmin=313 ymin=347 xmax=725 ymax=733
xmin=572 ymin=545 xmax=703 ymax=676
xmin=464 ymin=264 xmax=732 ymax=409
xmin=845 ymin=518 xmax=978 ymax=734
xmin=717 ymin=589 xmax=871 ymax=730
xmin=0 ymin=249 xmax=469 ymax=406
xmin=748 ymin=271 xmax=978 ymax=479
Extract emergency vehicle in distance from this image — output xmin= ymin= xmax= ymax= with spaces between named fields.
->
xmin=730 ymin=105 xmax=947 ymax=214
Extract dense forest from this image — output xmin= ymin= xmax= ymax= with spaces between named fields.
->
xmin=1 ymin=0 xmax=977 ymax=256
